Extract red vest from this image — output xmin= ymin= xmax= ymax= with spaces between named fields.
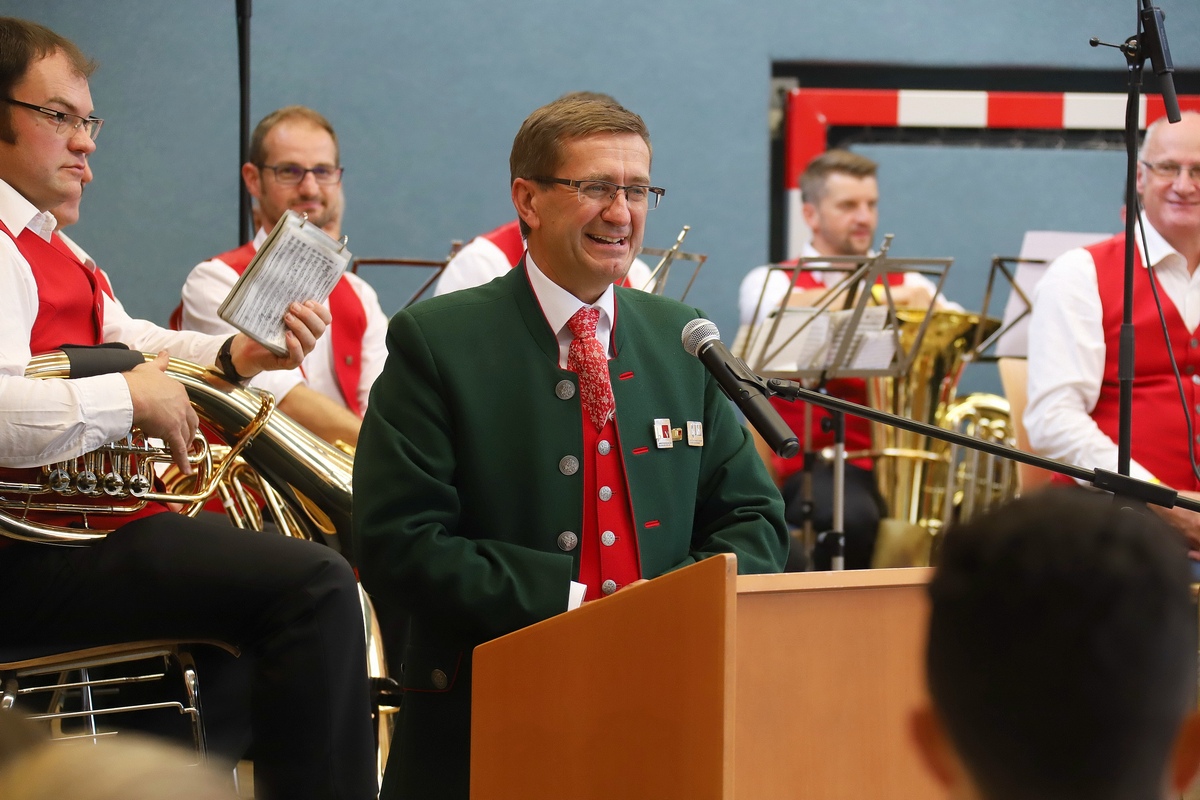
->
xmin=208 ymin=241 xmax=368 ymax=416
xmin=0 ymin=220 xmax=106 ymax=352
xmin=0 ymin=220 xmax=165 ymax=528
xmin=769 ymin=262 xmax=906 ymax=479
xmin=575 ymin=412 xmax=641 ymax=601
xmin=481 ymin=220 xmax=527 ymax=267
xmin=1090 ymin=233 xmax=1200 ymax=489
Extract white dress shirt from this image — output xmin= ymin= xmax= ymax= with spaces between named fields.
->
xmin=180 ymin=228 xmax=391 ymax=415
xmin=524 ymin=252 xmax=616 ymax=367
xmin=524 ymin=252 xmax=616 ymax=609
xmin=0 ymin=178 xmax=223 ymax=467
xmin=1025 ymin=213 xmax=1200 ymax=483
xmin=738 ymin=243 xmax=956 ymax=327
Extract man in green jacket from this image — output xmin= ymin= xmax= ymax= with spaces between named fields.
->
xmin=353 ymin=94 xmax=788 ymax=800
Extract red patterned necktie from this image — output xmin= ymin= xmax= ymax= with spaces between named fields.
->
xmin=567 ymin=307 xmax=616 ymax=431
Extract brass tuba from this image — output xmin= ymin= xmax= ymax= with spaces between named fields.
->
xmin=867 ymin=310 xmax=1018 ymax=567
xmin=3 ymin=352 xmax=353 ymax=551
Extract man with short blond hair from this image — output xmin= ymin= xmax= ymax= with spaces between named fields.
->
xmin=179 ymin=105 xmax=389 ymax=447
xmin=354 ymin=94 xmax=787 ymax=800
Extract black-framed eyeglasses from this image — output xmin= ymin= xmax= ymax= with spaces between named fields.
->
xmin=1140 ymin=160 xmax=1200 ymax=182
xmin=532 ymin=177 xmax=665 ymax=210
xmin=260 ymin=163 xmax=344 ymax=186
xmin=5 ymin=98 xmax=102 ymax=141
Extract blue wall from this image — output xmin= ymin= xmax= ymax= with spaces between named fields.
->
xmin=17 ymin=1 xmax=1200 ymax=395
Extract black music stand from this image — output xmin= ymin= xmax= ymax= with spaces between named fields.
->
xmin=636 ymin=225 xmax=707 ymax=302
xmin=737 ymin=236 xmax=952 ymax=570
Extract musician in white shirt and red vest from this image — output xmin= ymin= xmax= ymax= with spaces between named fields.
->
xmin=1027 ymin=112 xmax=1200 ymax=555
xmin=353 ymin=94 xmax=788 ymax=800
xmin=738 ymin=149 xmax=950 ymax=571
xmin=177 ymin=106 xmax=389 ymax=447
xmin=0 ymin=18 xmax=376 ymax=798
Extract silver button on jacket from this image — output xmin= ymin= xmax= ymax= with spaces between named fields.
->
xmin=601 ymin=579 xmax=618 ymax=595
xmin=555 ymin=380 xmax=576 ymax=400
xmin=559 ymin=455 xmax=580 ymax=476
xmin=557 ymin=531 xmax=579 ymax=551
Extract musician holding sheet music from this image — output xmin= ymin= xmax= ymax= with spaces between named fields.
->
xmin=177 ymin=106 xmax=389 ymax=447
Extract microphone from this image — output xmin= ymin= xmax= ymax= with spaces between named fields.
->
xmin=681 ymin=319 xmax=800 ymax=459
xmin=1140 ymin=0 xmax=1181 ymax=123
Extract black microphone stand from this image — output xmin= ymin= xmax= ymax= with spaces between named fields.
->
xmin=822 ymin=409 xmax=846 ymax=571
xmin=762 ymin=375 xmax=1200 ymax=519
xmin=1090 ymin=0 xmax=1182 ymax=476
xmin=236 ymin=0 xmax=253 ymax=246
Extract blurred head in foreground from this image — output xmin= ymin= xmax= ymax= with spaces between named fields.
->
xmin=912 ymin=488 xmax=1200 ymax=800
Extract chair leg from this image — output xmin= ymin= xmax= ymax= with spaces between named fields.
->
xmin=176 ymin=648 xmax=208 ymax=761
xmin=78 ymin=666 xmax=99 ymax=743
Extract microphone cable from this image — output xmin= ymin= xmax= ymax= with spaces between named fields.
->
xmin=1135 ymin=200 xmax=1200 ymax=485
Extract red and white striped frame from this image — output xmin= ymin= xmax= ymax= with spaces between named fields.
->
xmin=784 ymin=87 xmax=1200 ymax=256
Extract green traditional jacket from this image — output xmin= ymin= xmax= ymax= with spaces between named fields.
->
xmin=353 ymin=264 xmax=787 ymax=799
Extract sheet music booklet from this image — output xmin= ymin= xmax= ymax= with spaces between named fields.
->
xmin=217 ymin=210 xmax=351 ymax=356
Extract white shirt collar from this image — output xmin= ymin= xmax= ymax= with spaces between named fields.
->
xmin=524 ymin=251 xmax=616 ymax=357
xmin=0 ymin=178 xmax=57 ymax=242
xmin=1137 ymin=210 xmax=1187 ymax=273
xmin=801 ymin=241 xmax=875 ymax=286
xmin=252 ymin=226 xmax=269 ymax=250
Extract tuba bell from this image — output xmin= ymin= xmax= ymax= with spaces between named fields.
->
xmin=867 ymin=309 xmax=1019 ymax=567
xmin=3 ymin=352 xmax=353 ymax=551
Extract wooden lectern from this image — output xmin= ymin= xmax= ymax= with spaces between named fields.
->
xmin=472 ymin=554 xmax=938 ymax=800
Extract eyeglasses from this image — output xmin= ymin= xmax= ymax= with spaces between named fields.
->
xmin=260 ymin=164 xmax=344 ymax=185
xmin=532 ymin=177 xmax=665 ymax=210
xmin=5 ymin=98 xmax=102 ymax=141
xmin=1140 ymin=160 xmax=1200 ymax=182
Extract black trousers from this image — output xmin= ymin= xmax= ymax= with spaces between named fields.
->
xmin=0 ymin=513 xmax=377 ymax=800
xmin=782 ymin=463 xmax=887 ymax=570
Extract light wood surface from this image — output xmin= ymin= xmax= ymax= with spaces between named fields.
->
xmin=472 ymin=559 xmax=939 ymax=800
xmin=472 ymin=554 xmax=737 ymax=800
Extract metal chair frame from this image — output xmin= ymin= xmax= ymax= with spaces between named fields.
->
xmin=0 ymin=638 xmax=239 ymax=760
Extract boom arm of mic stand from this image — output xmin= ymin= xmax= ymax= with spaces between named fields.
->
xmin=763 ymin=376 xmax=1200 ymax=516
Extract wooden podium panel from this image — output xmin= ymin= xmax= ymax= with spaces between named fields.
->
xmin=472 ymin=556 xmax=937 ymax=800
xmin=472 ymin=555 xmax=737 ymax=799
xmin=733 ymin=568 xmax=937 ymax=799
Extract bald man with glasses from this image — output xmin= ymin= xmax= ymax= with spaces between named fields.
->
xmin=1027 ymin=111 xmax=1200 ymax=553
xmin=178 ymin=105 xmax=389 ymax=448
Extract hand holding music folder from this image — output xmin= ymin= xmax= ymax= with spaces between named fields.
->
xmin=217 ymin=209 xmax=351 ymax=356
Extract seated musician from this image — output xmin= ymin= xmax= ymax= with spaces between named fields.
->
xmin=0 ymin=18 xmax=376 ymax=798
xmin=911 ymin=488 xmax=1200 ymax=800
xmin=738 ymin=149 xmax=952 ymax=570
xmin=1026 ymin=112 xmax=1200 ymax=551
xmin=177 ymin=106 xmax=390 ymax=448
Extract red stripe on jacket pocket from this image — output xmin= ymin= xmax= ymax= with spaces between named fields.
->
xmin=644 ymin=520 xmax=660 ymax=529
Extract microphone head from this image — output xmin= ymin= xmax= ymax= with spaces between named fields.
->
xmin=681 ymin=318 xmax=721 ymax=357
